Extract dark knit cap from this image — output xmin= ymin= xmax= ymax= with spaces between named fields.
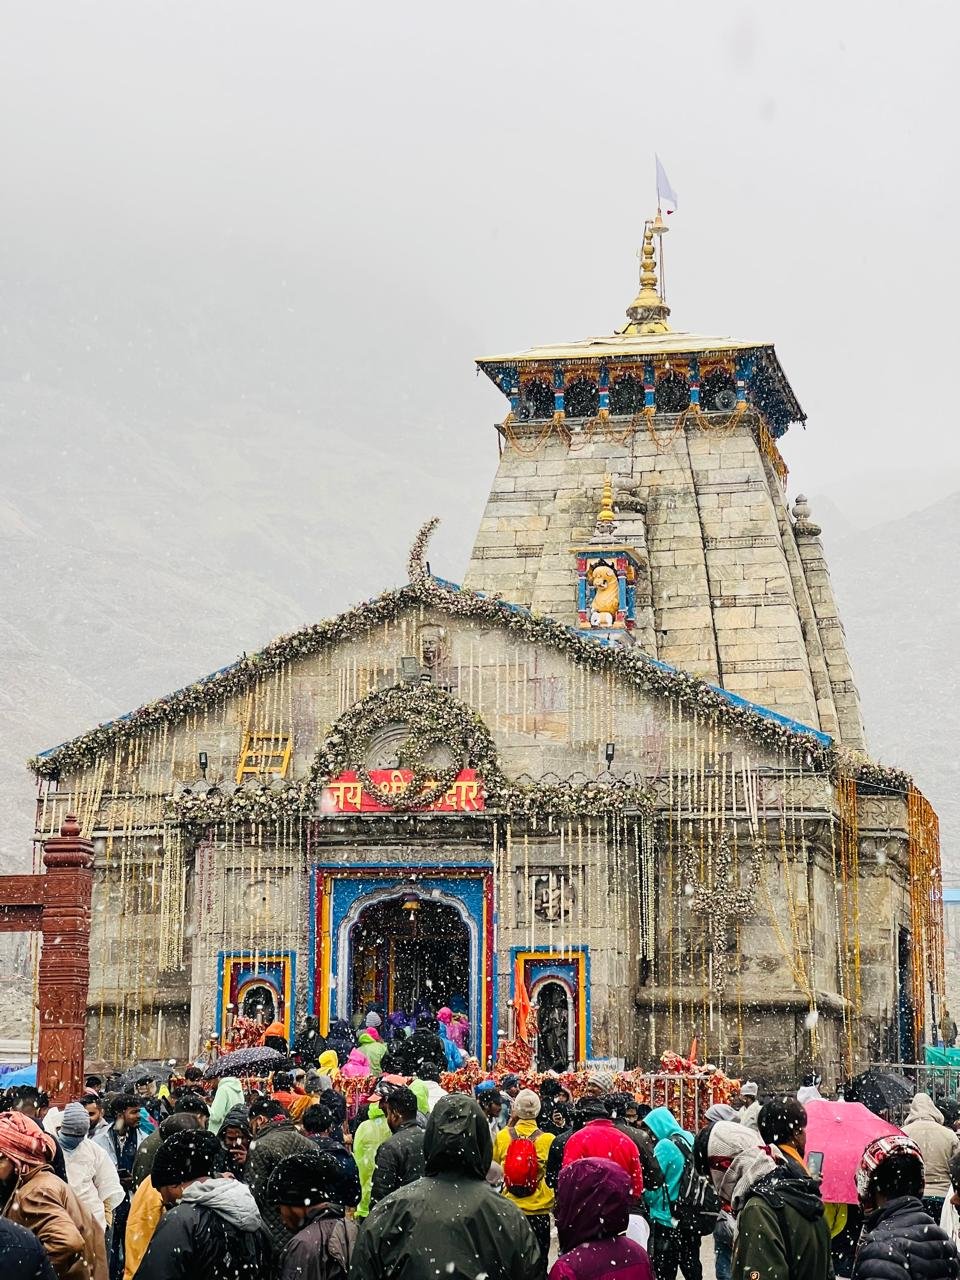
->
xmin=267 ymin=1151 xmax=347 ymax=1207
xmin=317 ymin=1089 xmax=346 ymax=1126
xmin=159 ymin=1113 xmax=200 ymax=1139
xmin=574 ymin=1097 xmax=609 ymax=1122
xmin=152 ymin=1130 xmax=226 ymax=1189
xmin=606 ymin=1092 xmax=638 ymax=1119
xmin=220 ymin=1104 xmax=251 ymax=1135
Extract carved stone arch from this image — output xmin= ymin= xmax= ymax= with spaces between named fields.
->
xmin=310 ymin=682 xmax=504 ymax=812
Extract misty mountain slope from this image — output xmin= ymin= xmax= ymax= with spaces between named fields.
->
xmin=0 ymin=614 xmax=108 ymax=872
xmin=827 ymin=495 xmax=959 ymax=876
xmin=0 ymin=251 xmax=506 ymax=869
xmin=0 ymin=379 xmax=498 ymax=868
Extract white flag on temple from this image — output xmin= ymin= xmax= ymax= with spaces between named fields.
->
xmin=656 ymin=155 xmax=678 ymax=213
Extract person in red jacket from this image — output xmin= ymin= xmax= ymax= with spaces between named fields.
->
xmin=561 ymin=1098 xmax=644 ymax=1201
xmin=550 ymin=1157 xmax=654 ymax=1280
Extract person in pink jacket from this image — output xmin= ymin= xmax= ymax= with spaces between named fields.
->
xmin=437 ymin=1007 xmax=470 ymax=1053
xmin=340 ymin=1048 xmax=371 ymax=1078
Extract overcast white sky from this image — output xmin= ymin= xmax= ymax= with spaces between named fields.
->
xmin=2 ymin=0 xmax=958 ymax=529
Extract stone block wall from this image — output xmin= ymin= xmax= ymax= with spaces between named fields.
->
xmin=186 ymin=841 xmax=308 ymax=1053
xmin=795 ymin=531 xmax=867 ymax=750
xmin=45 ymin=594 xmax=909 ymax=1072
xmin=464 ymin=414 xmax=868 ymax=743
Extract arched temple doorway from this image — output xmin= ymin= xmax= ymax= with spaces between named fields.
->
xmin=350 ymin=896 xmax=470 ymax=1022
xmin=534 ymin=979 xmax=573 ymax=1071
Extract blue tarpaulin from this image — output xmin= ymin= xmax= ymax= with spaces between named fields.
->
xmin=0 ymin=1064 xmax=37 ymax=1087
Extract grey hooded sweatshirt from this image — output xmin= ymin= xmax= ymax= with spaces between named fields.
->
xmin=904 ymin=1093 xmax=960 ymax=1197
xmin=133 ymin=1176 xmax=271 ymax=1280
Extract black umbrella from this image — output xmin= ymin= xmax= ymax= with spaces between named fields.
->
xmin=122 ymin=1065 xmax=156 ymax=1088
xmin=847 ymin=1069 xmax=915 ymax=1115
xmin=203 ymin=1046 xmax=283 ymax=1079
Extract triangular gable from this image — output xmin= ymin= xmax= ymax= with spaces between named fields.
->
xmin=30 ymin=573 xmax=908 ymax=795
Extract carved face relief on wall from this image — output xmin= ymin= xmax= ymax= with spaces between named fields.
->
xmin=517 ymin=870 xmax=577 ymax=922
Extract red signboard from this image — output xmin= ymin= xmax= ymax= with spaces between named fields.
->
xmin=321 ymin=769 xmax=484 ymax=814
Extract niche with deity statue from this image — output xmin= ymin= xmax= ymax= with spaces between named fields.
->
xmin=572 ymin=476 xmax=645 ymax=635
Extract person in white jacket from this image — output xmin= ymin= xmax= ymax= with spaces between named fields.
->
xmin=941 ymin=1150 xmax=960 ymax=1246
xmin=797 ymin=1072 xmax=824 ymax=1105
xmin=58 ymin=1101 xmax=125 ymax=1231
xmin=738 ymin=1081 xmax=761 ymax=1130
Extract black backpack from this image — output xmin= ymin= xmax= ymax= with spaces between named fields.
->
xmin=669 ymin=1132 xmax=722 ymax=1235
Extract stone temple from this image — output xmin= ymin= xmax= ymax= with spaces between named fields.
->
xmin=28 ymin=220 xmax=943 ymax=1083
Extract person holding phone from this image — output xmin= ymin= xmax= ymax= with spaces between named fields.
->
xmin=694 ymin=1120 xmax=832 ymax=1280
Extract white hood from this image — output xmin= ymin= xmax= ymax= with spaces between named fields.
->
xmin=797 ymin=1085 xmax=823 ymax=1104
xmin=181 ymin=1177 xmax=263 ymax=1232
xmin=906 ymin=1092 xmax=944 ymax=1126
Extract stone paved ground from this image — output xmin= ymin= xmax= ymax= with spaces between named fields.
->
xmin=701 ymin=1237 xmax=718 ymax=1280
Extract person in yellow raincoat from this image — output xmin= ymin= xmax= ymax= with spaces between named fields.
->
xmin=492 ymin=1089 xmax=555 ymax=1280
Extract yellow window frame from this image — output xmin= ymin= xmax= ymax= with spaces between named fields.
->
xmin=236 ymin=731 xmax=293 ymax=784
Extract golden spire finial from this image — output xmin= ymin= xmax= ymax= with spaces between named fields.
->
xmin=597 ymin=474 xmax=616 ymax=523
xmin=624 ymin=219 xmax=672 ymax=335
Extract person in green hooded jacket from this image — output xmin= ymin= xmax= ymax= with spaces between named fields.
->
xmin=409 ymin=1078 xmax=430 ymax=1121
xmin=349 ymin=1093 xmax=539 ymax=1280
xmin=208 ymin=1076 xmax=246 ymax=1136
xmin=357 ymin=1030 xmax=387 ymax=1074
xmin=353 ymin=1098 xmax=391 ymax=1219
xmin=640 ymin=1105 xmax=701 ymax=1280
xmin=695 ymin=1119 xmax=833 ymax=1280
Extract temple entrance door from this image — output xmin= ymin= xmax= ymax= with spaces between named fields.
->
xmin=535 ymin=980 xmax=572 ymax=1071
xmin=350 ymin=897 xmax=470 ymax=1022
xmin=898 ymin=925 xmax=916 ymax=1064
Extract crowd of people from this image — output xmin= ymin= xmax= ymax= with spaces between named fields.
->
xmin=0 ymin=1026 xmax=959 ymax=1280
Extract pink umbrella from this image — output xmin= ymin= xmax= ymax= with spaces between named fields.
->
xmin=804 ymin=1099 xmax=905 ymax=1204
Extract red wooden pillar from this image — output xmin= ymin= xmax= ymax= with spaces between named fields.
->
xmin=37 ymin=815 xmax=94 ymax=1105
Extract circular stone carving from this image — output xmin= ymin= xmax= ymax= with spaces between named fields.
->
xmin=352 ymin=697 xmax=465 ymax=809
xmin=313 ymin=683 xmax=486 ymax=811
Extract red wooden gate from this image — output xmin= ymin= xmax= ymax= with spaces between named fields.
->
xmin=0 ymin=816 xmax=93 ymax=1104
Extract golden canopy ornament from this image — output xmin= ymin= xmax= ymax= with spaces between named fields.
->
xmin=623 ymin=219 xmax=671 ymax=336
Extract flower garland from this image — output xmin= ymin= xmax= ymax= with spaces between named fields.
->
xmin=310 ymin=681 xmax=471 ymax=812
xmin=439 ymin=1049 xmax=740 ymax=1126
xmin=167 ymin=681 xmax=656 ymax=824
xmin=30 ymin=520 xmax=914 ymax=802
xmin=171 ymin=780 xmax=310 ymax=825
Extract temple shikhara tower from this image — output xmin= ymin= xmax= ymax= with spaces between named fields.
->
xmin=27 ymin=219 xmax=943 ymax=1083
